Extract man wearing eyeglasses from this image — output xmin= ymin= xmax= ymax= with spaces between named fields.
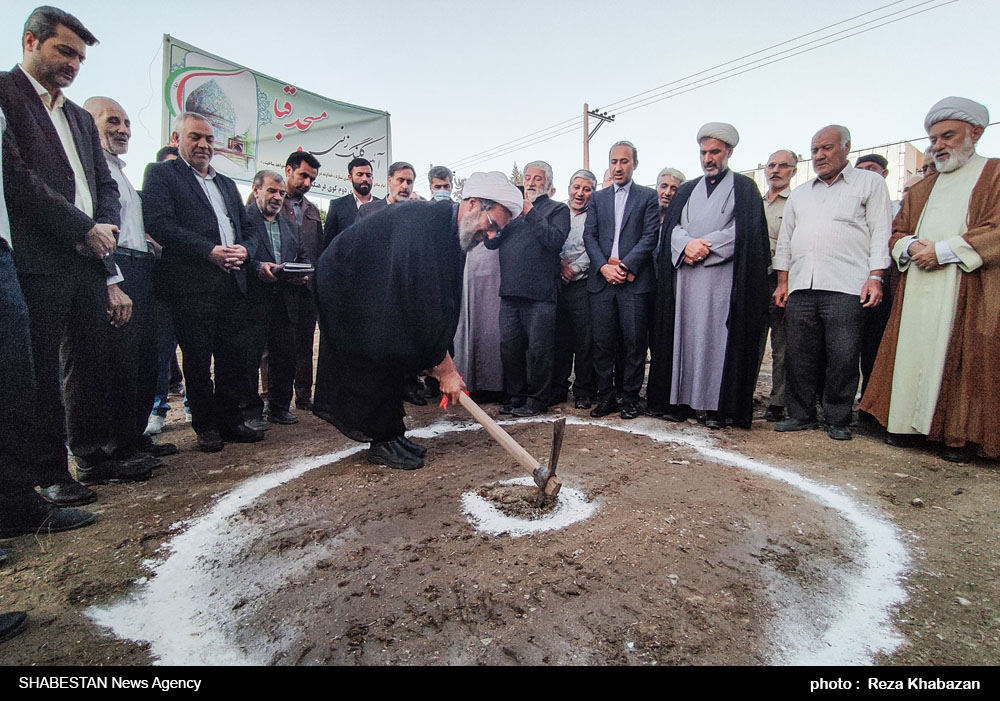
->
xmin=759 ymin=149 xmax=798 ymax=422
xmin=314 ymin=172 xmax=522 ymax=471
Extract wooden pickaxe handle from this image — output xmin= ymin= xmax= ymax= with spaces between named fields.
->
xmin=457 ymin=392 xmax=540 ymax=473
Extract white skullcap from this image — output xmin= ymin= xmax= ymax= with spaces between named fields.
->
xmin=924 ymin=97 xmax=990 ymax=131
xmin=461 ymin=171 xmax=523 ymax=219
xmin=697 ymin=122 xmax=740 ymax=147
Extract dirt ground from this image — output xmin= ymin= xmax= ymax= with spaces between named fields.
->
xmin=0 ymin=362 xmax=998 ymax=666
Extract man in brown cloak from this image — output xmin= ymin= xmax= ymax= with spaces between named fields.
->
xmin=860 ymin=96 xmax=999 ymax=462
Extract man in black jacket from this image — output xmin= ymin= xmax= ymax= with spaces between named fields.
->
xmin=142 ymin=111 xmax=262 ymax=453
xmin=321 ymin=156 xmax=373 ymax=250
xmin=245 ymin=170 xmax=309 ymax=426
xmin=486 ymin=160 xmax=570 ymax=416
xmin=583 ymin=142 xmax=660 ymax=420
xmin=315 ymin=172 xmax=522 ymax=470
xmin=0 ymin=7 xmax=146 ymax=505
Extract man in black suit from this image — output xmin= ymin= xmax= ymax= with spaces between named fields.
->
xmin=280 ymin=152 xmax=322 ymax=411
xmin=583 ymin=141 xmax=660 ymax=420
xmin=142 ymin=111 xmax=263 ymax=453
xmin=0 ymin=7 xmax=156 ymax=506
xmin=245 ymin=170 xmax=309 ymax=426
xmin=321 ymin=156 xmax=373 ymax=250
xmin=1 ymin=104 xmax=97 ymax=536
xmin=486 ymin=160 xmax=570 ymax=417
xmin=357 ymin=161 xmax=414 ymax=220
xmin=2 ymin=103 xmax=97 ymax=645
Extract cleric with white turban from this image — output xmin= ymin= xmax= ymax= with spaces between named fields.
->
xmin=924 ymin=96 xmax=989 ymax=131
xmin=460 ymin=170 xmax=523 ymax=220
xmin=696 ymin=122 xmax=740 ymax=148
xmin=314 ymin=171 xmax=519 ymax=468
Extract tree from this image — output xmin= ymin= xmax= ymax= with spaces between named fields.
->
xmin=510 ymin=162 xmax=523 ymax=186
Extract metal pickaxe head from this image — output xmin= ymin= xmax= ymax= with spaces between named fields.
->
xmin=532 ymin=418 xmax=565 ymax=506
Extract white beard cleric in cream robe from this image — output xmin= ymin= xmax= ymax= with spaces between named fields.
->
xmin=647 ymin=170 xmax=770 ymax=427
xmin=861 ymin=96 xmax=1000 ymax=457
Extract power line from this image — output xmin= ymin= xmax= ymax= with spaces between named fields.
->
xmin=599 ymin=0 xmax=923 ymax=113
xmin=448 ymin=0 xmax=955 ymax=173
xmin=448 ymin=0 xmax=917 ymax=170
xmin=612 ymin=0 xmax=957 ymax=117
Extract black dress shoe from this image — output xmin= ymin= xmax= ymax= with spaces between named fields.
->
xmin=295 ymin=397 xmax=313 ymax=411
xmin=367 ymin=440 xmax=424 ymax=470
xmin=620 ymin=402 xmax=639 ymax=420
xmin=244 ymin=417 xmax=271 ymax=432
xmin=403 ymin=388 xmax=427 ymax=406
xmin=77 ymin=458 xmax=152 ymax=485
xmin=663 ymin=405 xmax=692 ymax=423
xmin=775 ymin=417 xmax=820 ymax=432
xmin=197 ymin=430 xmax=224 ymax=453
xmin=498 ymin=397 xmax=525 ymax=415
xmin=573 ymin=396 xmax=593 ymax=410
xmin=704 ymin=412 xmax=724 ymax=430
xmin=37 ymin=480 xmax=97 ymax=507
xmin=123 ymin=453 xmax=163 ymax=471
xmin=0 ymin=491 xmax=97 ymax=537
xmin=941 ymin=445 xmax=971 ymax=463
xmin=590 ymin=396 xmax=619 ymax=418
xmin=137 ymin=435 xmax=179 ymax=457
xmin=220 ymin=424 xmax=266 ymax=443
xmin=827 ymin=425 xmax=852 ymax=441
xmin=265 ymin=406 xmax=299 ymax=425
xmin=512 ymin=398 xmax=545 ymax=417
xmin=763 ymin=405 xmax=785 ymax=422
xmin=0 ymin=612 xmax=28 ymax=644
xmin=397 ymin=435 xmax=427 ymax=458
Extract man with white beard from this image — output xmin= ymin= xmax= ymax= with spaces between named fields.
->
xmin=486 ymin=160 xmax=570 ymax=417
xmin=861 ymin=97 xmax=999 ymax=462
xmin=313 ymin=172 xmax=521 ymax=470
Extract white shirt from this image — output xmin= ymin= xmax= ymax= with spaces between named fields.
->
xmin=181 ymin=157 xmax=236 ymax=247
xmin=560 ymin=209 xmax=590 ymax=281
xmin=20 ymin=65 xmax=93 ymax=219
xmin=103 ymin=151 xmax=146 ymax=252
xmin=773 ymin=164 xmax=892 ymax=296
xmin=611 ymin=180 xmax=632 ymax=259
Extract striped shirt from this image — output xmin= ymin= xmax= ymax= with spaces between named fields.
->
xmin=773 ymin=164 xmax=892 ymax=296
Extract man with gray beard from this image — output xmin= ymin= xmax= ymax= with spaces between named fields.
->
xmin=313 ymin=172 xmax=521 ymax=470
xmin=486 ymin=160 xmax=570 ymax=417
xmin=861 ymin=97 xmax=1000 ymax=462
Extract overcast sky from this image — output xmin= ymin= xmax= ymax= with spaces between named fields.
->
xmin=3 ymin=0 xmax=997 ymax=200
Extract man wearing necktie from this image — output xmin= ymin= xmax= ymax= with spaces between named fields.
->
xmin=582 ymin=141 xmax=660 ymax=420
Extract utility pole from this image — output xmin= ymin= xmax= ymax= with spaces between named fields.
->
xmin=583 ymin=103 xmax=615 ymax=171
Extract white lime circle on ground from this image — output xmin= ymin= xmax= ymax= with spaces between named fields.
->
xmin=461 ymin=475 xmax=598 ymax=537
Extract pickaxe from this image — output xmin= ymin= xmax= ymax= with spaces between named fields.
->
xmin=454 ymin=393 xmax=564 ymax=506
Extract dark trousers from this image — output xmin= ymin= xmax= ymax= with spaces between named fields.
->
xmin=168 ymin=281 xmax=251 ymax=435
xmin=19 ymin=261 xmax=110 ymax=482
xmin=0 ymin=246 xmax=38 ymax=494
xmin=293 ymin=288 xmax=317 ymax=404
xmin=590 ymin=285 xmax=650 ymax=404
xmin=499 ymin=297 xmax=556 ymax=403
xmin=255 ymin=294 xmax=297 ymax=412
xmin=859 ymin=279 xmax=892 ymax=399
xmin=106 ymin=254 xmax=158 ymax=456
xmin=554 ymin=278 xmax=595 ymax=400
xmin=756 ymin=274 xmax=786 ymax=407
xmin=785 ymin=290 xmax=864 ymax=427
